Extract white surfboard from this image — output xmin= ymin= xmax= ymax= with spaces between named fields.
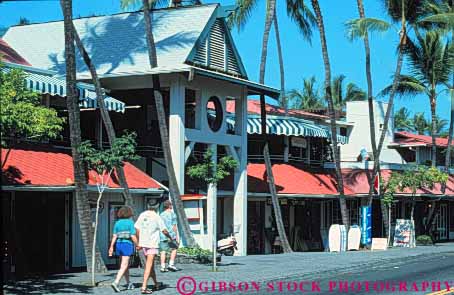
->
xmin=329 ymin=224 xmax=341 ymax=252
xmin=348 ymin=226 xmax=361 ymax=251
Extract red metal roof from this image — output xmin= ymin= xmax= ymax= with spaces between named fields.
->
xmin=394 ymin=131 xmax=449 ymax=148
xmin=245 ymin=164 xmax=454 ymax=196
xmin=2 ymin=146 xmax=163 ymax=190
xmin=0 ymin=39 xmax=31 ymax=66
xmin=224 ymin=100 xmax=329 ymax=120
xmin=247 ymin=163 xmax=355 ymax=195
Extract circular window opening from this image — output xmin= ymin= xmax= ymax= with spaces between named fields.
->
xmin=206 ymin=96 xmax=223 ymax=132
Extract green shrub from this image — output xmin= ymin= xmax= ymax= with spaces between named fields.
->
xmin=416 ymin=235 xmax=433 ymax=246
xmin=179 ymin=247 xmax=212 ymax=263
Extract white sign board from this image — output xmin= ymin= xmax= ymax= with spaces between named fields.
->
xmin=371 ymin=238 xmax=388 ymax=251
xmin=393 ymin=219 xmax=416 ymax=248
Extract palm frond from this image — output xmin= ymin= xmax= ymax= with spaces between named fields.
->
xmin=227 ymin=0 xmax=258 ymax=31
xmin=345 ymin=17 xmax=391 ymax=41
xmin=120 ymin=0 xmax=168 ymax=10
xmin=286 ymin=0 xmax=316 ymax=42
xmin=379 ymin=75 xmax=426 ymax=97
xmin=419 ymin=13 xmax=454 ymax=30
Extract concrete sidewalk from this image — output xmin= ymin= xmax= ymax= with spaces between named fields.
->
xmin=4 ymin=243 xmax=454 ymax=295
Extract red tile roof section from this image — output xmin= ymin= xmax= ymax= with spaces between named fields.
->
xmin=224 ymin=100 xmax=329 ymax=120
xmin=394 ymin=131 xmax=449 ymax=148
xmin=0 ymin=39 xmax=31 ymax=66
xmin=2 ymin=146 xmax=162 ymax=189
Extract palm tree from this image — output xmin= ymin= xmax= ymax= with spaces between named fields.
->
xmin=70 ymin=25 xmax=134 ymax=208
xmin=419 ymin=0 xmax=454 ymax=179
xmin=432 ymin=116 xmax=449 ymax=135
xmin=412 ymin=112 xmax=429 ymax=134
xmin=310 ymin=0 xmax=350 ymax=229
xmin=393 ymin=31 xmax=454 ymax=167
xmin=143 ymin=0 xmax=198 ymax=246
xmin=119 ymin=0 xmax=196 ymax=246
xmin=286 ymin=77 xmax=324 ymax=110
xmin=59 ymin=0 xmax=107 ymax=273
xmin=394 ymin=107 xmax=413 ymax=131
xmin=331 ymin=74 xmax=366 ymax=109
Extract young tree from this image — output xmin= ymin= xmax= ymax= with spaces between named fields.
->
xmin=0 ymin=65 xmax=64 ymax=165
xmin=187 ymin=149 xmax=238 ymax=271
xmin=79 ymin=132 xmax=139 ymax=286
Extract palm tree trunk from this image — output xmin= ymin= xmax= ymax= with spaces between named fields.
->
xmin=60 ymin=0 xmax=107 ymax=273
xmin=371 ymin=1 xmax=407 ymax=196
xmin=71 ymin=24 xmax=134 ymax=208
xmin=443 ymin=85 xmax=454 ymax=187
xmin=273 ymin=9 xmax=286 ymax=113
xmin=311 ymin=0 xmax=349 ymax=229
xmin=142 ymin=0 xmax=196 ymax=247
xmin=258 ymin=0 xmax=292 ymax=253
xmin=430 ymin=94 xmax=438 ymax=167
xmin=356 ymin=0 xmax=378 ymax=206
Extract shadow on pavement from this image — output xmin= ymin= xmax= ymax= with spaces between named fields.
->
xmin=3 ymin=274 xmax=92 ymax=294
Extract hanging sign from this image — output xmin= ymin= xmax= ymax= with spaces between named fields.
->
xmin=291 ymin=137 xmax=307 ymax=148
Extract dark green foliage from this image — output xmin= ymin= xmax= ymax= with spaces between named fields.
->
xmin=416 ymin=235 xmax=433 ymax=245
xmin=78 ymin=132 xmax=139 ymax=176
xmin=0 ymin=65 xmax=65 ymax=147
xmin=187 ymin=149 xmax=239 ymax=185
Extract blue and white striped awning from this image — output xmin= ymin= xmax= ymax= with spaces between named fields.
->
xmin=2 ymin=63 xmax=125 ymax=113
xmin=226 ymin=115 xmax=349 ymax=144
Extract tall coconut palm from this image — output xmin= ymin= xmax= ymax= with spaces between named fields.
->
xmin=394 ymin=107 xmax=413 ymax=131
xmin=331 ymin=74 xmax=366 ymax=109
xmin=420 ymin=0 xmax=454 ymax=184
xmin=310 ymin=0 xmax=350 ymax=229
xmin=70 ymin=25 xmax=134 ymax=208
xmin=144 ymin=0 xmax=197 ymax=246
xmin=287 ymin=76 xmax=324 ymax=110
xmin=391 ymin=31 xmax=454 ymax=167
xmin=352 ymin=0 xmax=379 ymax=211
xmin=119 ymin=0 xmax=196 ymax=246
xmin=60 ymin=0 xmax=107 ymax=273
xmin=347 ymin=0 xmax=426 ymax=214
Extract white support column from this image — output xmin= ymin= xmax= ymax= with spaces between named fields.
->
xmin=233 ymin=87 xmax=248 ymax=256
xmin=169 ymin=76 xmax=186 ymax=193
xmin=206 ymin=144 xmax=217 ymax=260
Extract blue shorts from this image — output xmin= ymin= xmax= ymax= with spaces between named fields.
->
xmin=115 ymin=241 xmax=134 ymax=256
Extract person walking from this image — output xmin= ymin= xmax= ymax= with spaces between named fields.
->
xmin=135 ymin=203 xmax=174 ymax=294
xmin=108 ymin=206 xmax=138 ymax=292
xmin=159 ymin=200 xmax=180 ymax=272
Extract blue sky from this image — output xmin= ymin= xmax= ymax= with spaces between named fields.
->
xmin=0 ymin=0 xmax=450 ymax=122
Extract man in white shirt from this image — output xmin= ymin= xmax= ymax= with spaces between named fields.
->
xmin=135 ymin=204 xmax=173 ymax=294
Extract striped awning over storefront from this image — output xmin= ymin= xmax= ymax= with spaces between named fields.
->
xmin=2 ymin=63 xmax=125 ymax=112
xmin=226 ymin=115 xmax=349 ymax=144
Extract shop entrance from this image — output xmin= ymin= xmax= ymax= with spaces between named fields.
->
xmin=247 ymin=201 xmax=265 ymax=254
xmin=11 ymin=192 xmax=68 ymax=279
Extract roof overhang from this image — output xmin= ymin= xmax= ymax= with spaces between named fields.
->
xmin=2 ymin=185 xmax=165 ymax=194
xmin=193 ymin=67 xmax=280 ymax=99
xmin=388 ymin=142 xmax=428 ymax=148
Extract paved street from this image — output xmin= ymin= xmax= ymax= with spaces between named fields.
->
xmin=4 ymin=243 xmax=454 ymax=295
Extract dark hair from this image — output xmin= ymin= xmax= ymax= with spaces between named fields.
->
xmin=117 ymin=206 xmax=133 ymax=219
xmin=163 ymin=200 xmax=173 ymax=210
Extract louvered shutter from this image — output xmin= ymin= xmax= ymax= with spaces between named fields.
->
xmin=209 ymin=19 xmax=225 ymax=70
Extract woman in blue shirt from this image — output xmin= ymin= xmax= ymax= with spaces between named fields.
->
xmin=108 ymin=206 xmax=138 ymax=292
